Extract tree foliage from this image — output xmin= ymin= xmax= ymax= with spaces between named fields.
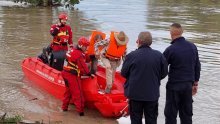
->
xmin=13 ymin=0 xmax=80 ymax=7
xmin=0 ymin=114 xmax=22 ymax=124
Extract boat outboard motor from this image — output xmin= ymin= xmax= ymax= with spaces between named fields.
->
xmin=51 ymin=50 xmax=66 ymax=71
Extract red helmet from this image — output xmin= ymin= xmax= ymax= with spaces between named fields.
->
xmin=78 ymin=37 xmax=90 ymax=47
xmin=58 ymin=13 xmax=68 ymax=20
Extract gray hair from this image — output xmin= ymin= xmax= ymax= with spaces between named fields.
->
xmin=138 ymin=31 xmax=152 ymax=46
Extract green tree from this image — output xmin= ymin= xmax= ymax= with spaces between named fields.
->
xmin=13 ymin=0 xmax=80 ymax=7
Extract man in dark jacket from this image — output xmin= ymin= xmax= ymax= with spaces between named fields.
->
xmin=163 ymin=23 xmax=201 ymax=124
xmin=121 ymin=31 xmax=168 ymax=124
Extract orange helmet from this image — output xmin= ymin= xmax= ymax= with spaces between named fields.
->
xmin=58 ymin=13 xmax=68 ymax=20
xmin=78 ymin=37 xmax=90 ymax=47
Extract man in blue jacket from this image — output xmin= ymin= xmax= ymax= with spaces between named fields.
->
xmin=163 ymin=23 xmax=201 ymax=124
xmin=121 ymin=31 xmax=168 ymax=124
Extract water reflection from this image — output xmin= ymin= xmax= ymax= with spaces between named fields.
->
xmin=145 ymin=0 xmax=220 ymax=76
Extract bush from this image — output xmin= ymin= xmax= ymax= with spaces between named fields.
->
xmin=13 ymin=0 xmax=80 ymax=6
xmin=0 ymin=114 xmax=23 ymax=124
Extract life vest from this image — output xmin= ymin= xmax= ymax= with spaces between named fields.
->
xmin=105 ymin=32 xmax=127 ymax=59
xmin=86 ymin=30 xmax=106 ymax=55
xmin=63 ymin=50 xmax=80 ymax=76
xmin=52 ymin=28 xmax=70 ymax=45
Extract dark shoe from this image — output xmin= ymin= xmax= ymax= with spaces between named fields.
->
xmin=79 ymin=112 xmax=84 ymax=116
xmin=105 ymin=88 xmax=111 ymax=94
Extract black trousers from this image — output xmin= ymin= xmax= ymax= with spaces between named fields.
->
xmin=89 ymin=55 xmax=98 ymax=74
xmin=164 ymin=89 xmax=193 ymax=124
xmin=51 ymin=50 xmax=66 ymax=71
xmin=129 ymin=99 xmax=158 ymax=124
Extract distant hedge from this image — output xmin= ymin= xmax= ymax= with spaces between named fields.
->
xmin=13 ymin=0 xmax=80 ymax=7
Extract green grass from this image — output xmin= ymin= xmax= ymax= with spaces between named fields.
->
xmin=0 ymin=115 xmax=23 ymax=124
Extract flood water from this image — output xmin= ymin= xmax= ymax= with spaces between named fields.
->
xmin=0 ymin=0 xmax=220 ymax=123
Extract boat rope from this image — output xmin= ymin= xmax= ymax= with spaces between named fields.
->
xmin=119 ymin=99 xmax=129 ymax=117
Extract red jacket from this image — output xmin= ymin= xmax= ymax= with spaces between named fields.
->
xmin=63 ymin=48 xmax=90 ymax=76
xmin=50 ymin=24 xmax=73 ymax=51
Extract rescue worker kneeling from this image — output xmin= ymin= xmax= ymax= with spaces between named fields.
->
xmin=61 ymin=37 xmax=90 ymax=116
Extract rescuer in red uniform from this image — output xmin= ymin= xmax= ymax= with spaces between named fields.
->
xmin=50 ymin=13 xmax=73 ymax=51
xmin=49 ymin=13 xmax=73 ymax=71
xmin=61 ymin=37 xmax=90 ymax=116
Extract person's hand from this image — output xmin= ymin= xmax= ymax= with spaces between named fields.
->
xmin=95 ymin=54 xmax=101 ymax=59
xmin=80 ymin=74 xmax=90 ymax=79
xmin=122 ymin=55 xmax=126 ymax=61
xmin=81 ymin=73 xmax=95 ymax=79
xmin=69 ymin=44 xmax=73 ymax=49
xmin=87 ymin=71 xmax=96 ymax=79
xmin=51 ymin=27 xmax=59 ymax=36
xmin=55 ymin=26 xmax=60 ymax=30
xmin=192 ymin=82 xmax=198 ymax=96
xmin=95 ymin=55 xmax=100 ymax=59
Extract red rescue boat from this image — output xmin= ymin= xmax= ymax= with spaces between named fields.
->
xmin=21 ymin=57 xmax=128 ymax=117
